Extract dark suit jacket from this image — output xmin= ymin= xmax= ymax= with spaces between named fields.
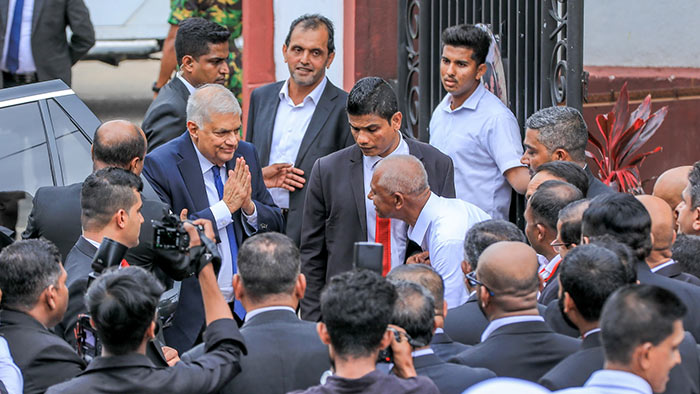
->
xmin=444 ymin=293 xmax=549 ymax=345
xmin=544 ymin=298 xmax=581 ymax=338
xmin=299 ymin=139 xmax=455 ymax=321
xmin=64 ymin=236 xmax=96 ymax=288
xmin=22 ymin=180 xmax=169 ymax=274
xmin=46 ymin=319 xmax=246 ymax=394
xmin=142 ymin=77 xmax=190 ymax=153
xmin=246 ymin=79 xmax=353 ymax=245
xmin=0 ymin=0 xmax=94 ymax=87
xmin=450 ymin=320 xmax=580 ymax=382
xmin=429 ymin=331 xmax=469 ymax=361
xmin=539 ymin=268 xmax=561 ymax=305
xmin=0 ymin=310 xmax=85 ymax=394
xmin=414 ymin=352 xmax=495 ymax=394
xmin=539 ymin=331 xmax=700 ymax=394
xmin=143 ymin=133 xmax=283 ymax=351
xmin=656 ymin=262 xmax=700 ymax=286
xmin=585 ymin=166 xmax=614 ymax=198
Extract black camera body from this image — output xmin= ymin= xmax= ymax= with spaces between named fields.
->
xmin=152 ymin=215 xmax=190 ymax=253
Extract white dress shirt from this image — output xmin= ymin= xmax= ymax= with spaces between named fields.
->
xmin=0 ymin=337 xmax=22 ymax=394
xmin=267 ymin=77 xmax=327 ymax=209
xmin=408 ymin=193 xmax=491 ymax=308
xmin=363 ymin=132 xmax=410 ymax=269
xmin=192 ymin=141 xmax=257 ymax=301
xmin=539 ymin=254 xmax=562 ymax=283
xmin=650 ymin=259 xmax=676 ymax=273
xmin=480 ymin=315 xmax=545 ymax=343
xmin=243 ymin=305 xmax=296 ymax=323
xmin=1 ymin=0 xmax=36 ymax=74
xmin=556 ymin=370 xmax=652 ymax=394
xmin=429 ymin=83 xmax=525 ymax=219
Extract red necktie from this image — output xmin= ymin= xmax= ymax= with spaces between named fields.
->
xmin=376 ymin=216 xmax=392 ymax=276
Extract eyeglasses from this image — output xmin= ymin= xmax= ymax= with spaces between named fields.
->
xmin=465 ymin=271 xmax=495 ymax=296
xmin=550 ymin=239 xmax=572 ymax=252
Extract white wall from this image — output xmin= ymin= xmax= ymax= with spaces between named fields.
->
xmin=272 ymin=1 xmax=344 ymax=85
xmin=585 ymin=0 xmax=700 ymax=68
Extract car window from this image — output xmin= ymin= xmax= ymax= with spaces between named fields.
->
xmin=48 ymin=99 xmax=93 ymax=185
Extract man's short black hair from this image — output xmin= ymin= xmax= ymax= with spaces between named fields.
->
xmin=387 ymin=264 xmax=444 ymax=315
xmin=589 ymin=235 xmax=638 ymax=284
xmin=525 ymin=106 xmax=589 ymax=162
xmin=535 ymin=161 xmax=589 ymax=197
xmin=320 ymin=270 xmax=397 ymax=358
xmin=601 ymin=284 xmax=686 ymax=364
xmin=441 ymin=24 xmax=490 ymax=65
xmin=175 ymin=17 xmax=231 ymax=67
xmin=285 ymin=14 xmax=335 ymax=53
xmin=92 ymin=123 xmax=146 ymax=167
xmin=237 ymin=232 xmax=300 ymax=302
xmin=558 ymin=199 xmax=589 ymax=245
xmin=582 ymin=193 xmax=652 ymax=262
xmin=528 ymin=180 xmax=583 ymax=231
xmin=0 ymin=239 xmax=62 ymax=310
xmin=559 ymin=244 xmax=628 ymax=322
xmin=672 ymin=234 xmax=700 ymax=279
xmin=689 ymin=161 xmax=700 ymax=209
xmin=81 ymin=167 xmax=143 ymax=232
xmin=346 ymin=77 xmax=398 ymax=124
xmin=390 ymin=281 xmax=435 ymax=347
xmin=463 ymin=219 xmax=526 ymax=271
xmin=86 ymin=266 xmax=164 ymax=356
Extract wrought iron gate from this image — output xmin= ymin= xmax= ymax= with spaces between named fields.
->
xmin=397 ymin=0 xmax=585 ymax=223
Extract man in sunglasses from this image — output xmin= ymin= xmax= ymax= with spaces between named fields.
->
xmin=450 ymin=241 xmax=580 ymax=382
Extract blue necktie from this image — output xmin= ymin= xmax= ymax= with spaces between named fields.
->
xmin=211 ymin=166 xmax=246 ymax=319
xmin=6 ymin=0 xmax=24 ymax=74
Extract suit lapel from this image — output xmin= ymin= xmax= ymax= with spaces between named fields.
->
xmin=295 ymin=82 xmax=337 ymax=165
xmin=349 ymin=146 xmax=367 ymax=236
xmin=31 ymin=0 xmax=45 ymax=35
xmin=175 ymin=135 xmax=210 ymax=212
xmin=257 ymin=83 xmax=283 ymax=166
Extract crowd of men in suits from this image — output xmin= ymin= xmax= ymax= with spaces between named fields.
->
xmin=1 ymin=11 xmax=700 ymax=394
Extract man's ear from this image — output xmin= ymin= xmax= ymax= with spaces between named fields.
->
xmin=475 ymin=63 xmax=487 ymax=81
xmin=128 ymin=156 xmax=141 ymax=173
xmin=393 ymin=192 xmax=405 ymax=210
xmin=442 ymin=300 xmax=448 ymax=319
xmin=637 ymin=342 xmax=654 ymax=372
xmin=180 ymin=54 xmax=195 ymax=72
xmin=390 ymin=111 xmax=402 ymax=132
xmin=693 ymin=207 xmax=700 ymax=232
xmin=317 ymin=322 xmax=332 ymax=345
xmin=461 ymin=260 xmax=472 ymax=275
xmin=145 ymin=321 xmax=156 ymax=340
xmin=44 ymin=286 xmax=58 ymax=311
xmin=295 ymin=273 xmax=307 ymax=300
xmin=478 ymin=285 xmax=491 ymax=308
xmin=186 ymin=121 xmax=199 ymax=139
xmin=116 ymin=209 xmax=128 ymax=229
xmin=581 ymin=236 xmax=590 ymax=245
xmin=552 ymin=149 xmax=571 ymax=161
xmin=562 ymin=292 xmax=576 ymax=314
xmin=379 ymin=328 xmax=393 ymax=349
xmin=232 ymin=274 xmax=244 ymax=302
xmin=535 ymin=223 xmax=547 ymax=242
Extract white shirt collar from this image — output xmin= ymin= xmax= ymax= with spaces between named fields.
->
xmin=434 ymin=327 xmax=444 ymax=334
xmin=191 ymin=139 xmax=220 ymax=175
xmin=82 ymin=235 xmax=101 ymax=249
xmin=177 ymin=72 xmax=197 ymax=94
xmin=244 ymin=306 xmax=296 ymax=323
xmin=583 ymin=327 xmax=601 ymax=339
xmin=408 ymin=192 xmax=439 ymax=246
xmin=279 ymin=77 xmax=327 ymax=107
xmin=410 ymin=348 xmax=434 ymax=358
xmin=651 ymin=259 xmax=676 ymax=273
xmin=441 ymin=82 xmax=486 ymax=113
xmin=481 ymin=315 xmax=545 ymax=343
xmin=586 ymin=370 xmax=653 ymax=394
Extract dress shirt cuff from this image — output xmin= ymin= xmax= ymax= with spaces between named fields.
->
xmin=500 ymin=159 xmax=527 ymax=174
xmin=241 ymin=202 xmax=258 ymax=235
xmin=204 ymin=318 xmax=247 ymax=355
xmin=211 ymin=201 xmax=233 ymax=229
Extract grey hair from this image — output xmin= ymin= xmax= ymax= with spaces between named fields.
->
xmin=186 ymin=84 xmax=242 ymax=126
xmin=375 ymin=154 xmax=429 ymax=195
xmin=525 ymin=106 xmax=588 ymax=162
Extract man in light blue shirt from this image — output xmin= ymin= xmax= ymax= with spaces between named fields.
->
xmin=556 ymin=285 xmax=686 ymax=394
xmin=429 ymin=25 xmax=529 ymax=220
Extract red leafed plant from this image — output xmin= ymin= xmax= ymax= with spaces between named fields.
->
xmin=586 ymin=82 xmax=668 ymax=193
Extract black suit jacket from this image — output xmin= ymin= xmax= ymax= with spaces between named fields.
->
xmin=0 ymin=310 xmax=85 ymax=394
xmin=539 ymin=331 xmax=700 ymax=394
xmin=46 ymin=319 xmax=246 ymax=394
xmin=143 ymin=133 xmax=283 ymax=352
xmin=450 ymin=320 xmax=580 ymax=382
xmin=429 ymin=331 xmax=469 ymax=361
xmin=246 ymin=80 xmax=353 ymax=245
xmin=299 ymin=139 xmax=456 ymax=321
xmin=142 ymin=77 xmax=190 ymax=153
xmin=22 ymin=181 xmax=169 ymax=275
xmin=444 ymin=294 xmax=549 ymax=345
xmin=414 ymin=352 xmax=495 ymax=394
xmin=64 ymin=236 xmax=96 ymax=288
xmin=539 ymin=268 xmax=561 ymax=306
xmin=0 ymin=0 xmax=94 ymax=87
xmin=656 ymin=262 xmax=700 ymax=286
xmin=544 ymin=298 xmax=581 ymax=338
xmin=585 ymin=166 xmax=614 ymax=198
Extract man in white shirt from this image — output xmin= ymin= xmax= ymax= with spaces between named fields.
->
xmin=369 ymin=154 xmax=490 ymax=308
xmin=246 ymin=14 xmax=353 ymax=245
xmin=556 ymin=285 xmax=686 ymax=394
xmin=429 ymin=24 xmax=529 ymax=219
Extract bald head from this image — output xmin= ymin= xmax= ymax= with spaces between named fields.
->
xmin=637 ymin=195 xmax=675 ymax=250
xmin=526 ymin=171 xmax=561 ymax=200
xmin=92 ymin=120 xmax=147 ymax=173
xmin=374 ymin=154 xmax=429 ymax=195
xmin=477 ymin=241 xmax=539 ymax=297
xmin=653 ymin=166 xmax=692 ymax=210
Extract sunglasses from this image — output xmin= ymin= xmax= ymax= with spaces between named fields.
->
xmin=465 ymin=271 xmax=495 ymax=296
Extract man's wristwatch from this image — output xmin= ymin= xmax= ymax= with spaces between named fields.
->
xmin=152 ymin=82 xmax=161 ymax=93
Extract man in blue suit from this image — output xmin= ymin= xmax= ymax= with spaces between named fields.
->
xmin=144 ymin=84 xmax=284 ymax=352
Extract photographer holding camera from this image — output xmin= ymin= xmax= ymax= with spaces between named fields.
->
xmin=47 ymin=218 xmax=247 ymax=393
